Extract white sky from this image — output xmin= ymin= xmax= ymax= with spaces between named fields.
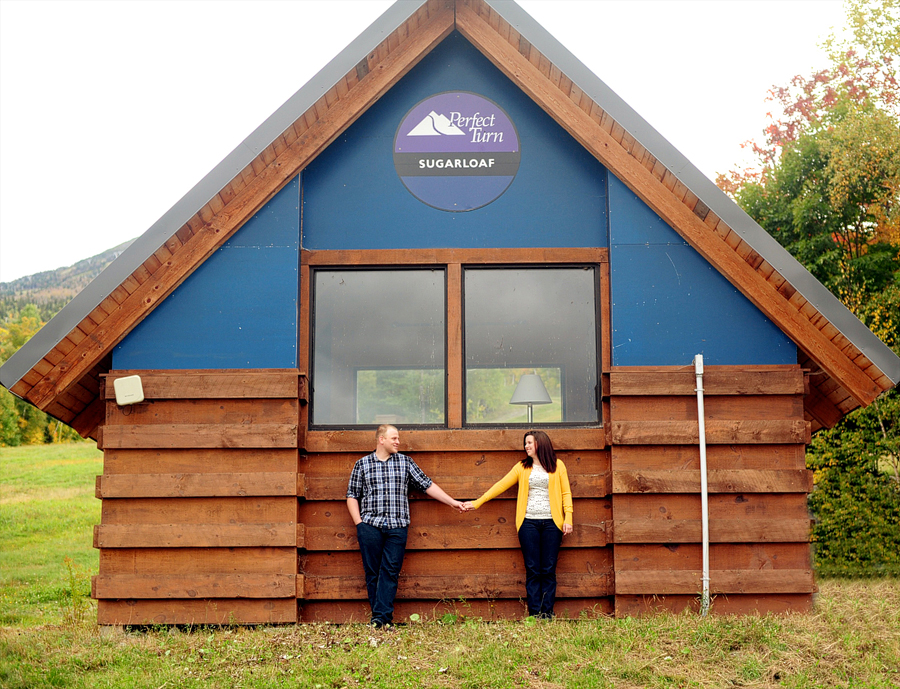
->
xmin=0 ymin=0 xmax=845 ymax=283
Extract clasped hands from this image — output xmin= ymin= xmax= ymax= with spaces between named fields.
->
xmin=450 ymin=501 xmax=573 ymax=536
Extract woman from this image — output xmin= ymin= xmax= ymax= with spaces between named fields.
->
xmin=464 ymin=430 xmax=573 ymax=619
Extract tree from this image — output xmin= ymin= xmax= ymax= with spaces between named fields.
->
xmin=719 ymin=0 xmax=900 ymax=575
xmin=0 ymin=303 xmax=43 ymax=362
xmin=719 ymin=0 xmax=900 ymax=309
xmin=807 ymin=388 xmax=900 ymax=575
xmin=0 ymin=305 xmax=80 ymax=446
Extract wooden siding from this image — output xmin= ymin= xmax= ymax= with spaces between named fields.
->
xmin=91 ymin=366 xmax=819 ymax=621
xmin=94 ymin=370 xmax=300 ymax=625
xmin=297 ymin=443 xmax=613 ymax=623
xmin=94 ymin=369 xmax=614 ymax=624
xmin=608 ymin=365 xmax=815 ymax=615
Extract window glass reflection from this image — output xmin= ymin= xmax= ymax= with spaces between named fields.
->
xmin=464 ymin=268 xmax=598 ymax=424
xmin=312 ymin=270 xmax=445 ymax=426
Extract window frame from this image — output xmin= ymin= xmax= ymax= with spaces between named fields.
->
xmin=461 ymin=263 xmax=602 ymax=428
xmin=301 ymin=248 xmax=609 ymax=434
xmin=308 ymin=265 xmax=448 ymax=429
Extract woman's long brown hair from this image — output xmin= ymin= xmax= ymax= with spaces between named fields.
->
xmin=520 ymin=430 xmax=557 ymax=473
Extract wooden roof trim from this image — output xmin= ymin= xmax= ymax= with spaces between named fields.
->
xmin=23 ymin=2 xmax=456 ymax=411
xmin=53 ymin=338 xmax=74 ymax=358
xmin=806 ymin=385 xmax=844 ymax=429
xmin=69 ymin=397 xmax=104 ymax=439
xmin=457 ymin=0 xmax=884 ymax=407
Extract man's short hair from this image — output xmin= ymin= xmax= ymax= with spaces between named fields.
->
xmin=375 ymin=424 xmax=398 ymax=441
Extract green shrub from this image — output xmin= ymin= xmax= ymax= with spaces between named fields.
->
xmin=808 ymin=390 xmax=900 ymax=576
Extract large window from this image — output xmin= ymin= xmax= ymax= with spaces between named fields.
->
xmin=311 ymin=269 xmax=446 ymax=426
xmin=307 ymin=250 xmax=604 ymax=429
xmin=464 ymin=267 xmax=599 ymax=425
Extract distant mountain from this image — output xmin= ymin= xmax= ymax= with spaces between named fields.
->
xmin=0 ymin=240 xmax=135 ymax=321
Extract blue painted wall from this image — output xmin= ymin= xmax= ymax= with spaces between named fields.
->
xmin=112 ymin=32 xmax=797 ymax=373
xmin=302 ymin=32 xmax=609 ymax=250
xmin=113 ymin=177 xmax=299 ymax=369
xmin=608 ymin=174 xmax=797 ymax=365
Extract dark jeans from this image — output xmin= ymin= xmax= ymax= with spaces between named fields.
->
xmin=518 ymin=518 xmax=563 ymax=618
xmin=356 ymin=522 xmax=408 ymax=625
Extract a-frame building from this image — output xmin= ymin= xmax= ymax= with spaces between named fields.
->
xmin=2 ymin=0 xmax=898 ymax=624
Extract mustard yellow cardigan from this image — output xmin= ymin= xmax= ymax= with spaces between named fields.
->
xmin=471 ymin=459 xmax=573 ymax=531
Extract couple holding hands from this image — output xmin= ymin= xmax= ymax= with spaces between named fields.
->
xmin=346 ymin=424 xmax=574 ymax=628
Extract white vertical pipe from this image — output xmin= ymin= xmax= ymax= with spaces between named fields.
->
xmin=694 ymin=354 xmax=710 ymax=616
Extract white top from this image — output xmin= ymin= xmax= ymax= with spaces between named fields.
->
xmin=524 ymin=463 xmax=553 ymax=520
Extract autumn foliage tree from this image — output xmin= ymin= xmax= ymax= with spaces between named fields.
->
xmin=719 ymin=0 xmax=900 ymax=574
xmin=0 ymin=305 xmax=81 ymax=446
xmin=720 ymin=0 xmax=899 ymax=307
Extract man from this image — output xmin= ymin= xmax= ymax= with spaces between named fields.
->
xmin=346 ymin=424 xmax=466 ymax=628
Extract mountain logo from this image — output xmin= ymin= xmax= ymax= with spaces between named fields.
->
xmin=407 ymin=111 xmax=465 ymax=136
xmin=393 ymin=91 xmax=520 ymax=212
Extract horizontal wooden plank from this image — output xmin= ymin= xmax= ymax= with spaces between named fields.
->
xmin=102 ymin=448 xmax=297 ymax=474
xmin=612 ymin=469 xmax=813 ymax=494
xmin=297 ymin=498 xmax=612 ymax=534
xmin=301 ymin=450 xmax=610 ymax=479
xmin=100 ymin=496 xmax=296 ymax=524
xmin=301 ymin=546 xmax=612 ymax=577
xmin=103 ymin=370 xmax=300 ymax=399
xmin=610 ymin=444 xmax=806 ymax=472
xmin=96 ymin=472 xmax=299 ymax=498
xmin=94 ymin=523 xmax=296 ymax=548
xmin=97 ymin=598 xmax=297 ymax=625
xmin=612 ymin=519 xmax=812 ymax=543
xmin=299 ymin=597 xmax=614 ymax=623
xmin=301 ymin=473 xmax=610 ymax=501
xmin=99 ymin=547 xmax=296 ymax=575
xmin=610 ymin=395 xmax=803 ymax=422
xmin=104 ymin=398 xmax=298 ymax=426
xmin=102 ymin=424 xmax=298 ymax=449
xmin=614 ymin=593 xmax=814 ymax=617
xmin=303 ymin=428 xmax=606 ymax=453
xmin=93 ymin=573 xmax=296 ymax=599
xmin=614 ymin=569 xmax=815 ymax=594
xmin=609 ymin=368 xmax=804 ymax=396
xmin=302 ymin=247 xmax=609 ymax=266
xmin=612 ymin=492 xmax=810 ymax=520
xmin=303 ymin=522 xmax=608 ymax=551
xmin=302 ymin=571 xmax=612 ymax=600
xmin=610 ymin=420 xmax=810 ymax=444
xmin=614 ymin=543 xmax=812 ymax=571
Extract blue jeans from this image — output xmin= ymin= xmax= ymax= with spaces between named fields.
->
xmin=356 ymin=522 xmax=408 ymax=625
xmin=518 ymin=518 xmax=563 ymax=618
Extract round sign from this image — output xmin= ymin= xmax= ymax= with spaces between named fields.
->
xmin=393 ymin=91 xmax=520 ymax=212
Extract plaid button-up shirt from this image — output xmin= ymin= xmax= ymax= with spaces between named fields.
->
xmin=347 ymin=452 xmax=433 ymax=529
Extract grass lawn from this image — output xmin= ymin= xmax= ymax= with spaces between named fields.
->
xmin=1 ymin=443 xmax=898 ymax=688
xmin=0 ymin=441 xmax=101 ymax=627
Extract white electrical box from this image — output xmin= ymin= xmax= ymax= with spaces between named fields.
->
xmin=113 ymin=375 xmax=144 ymax=406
